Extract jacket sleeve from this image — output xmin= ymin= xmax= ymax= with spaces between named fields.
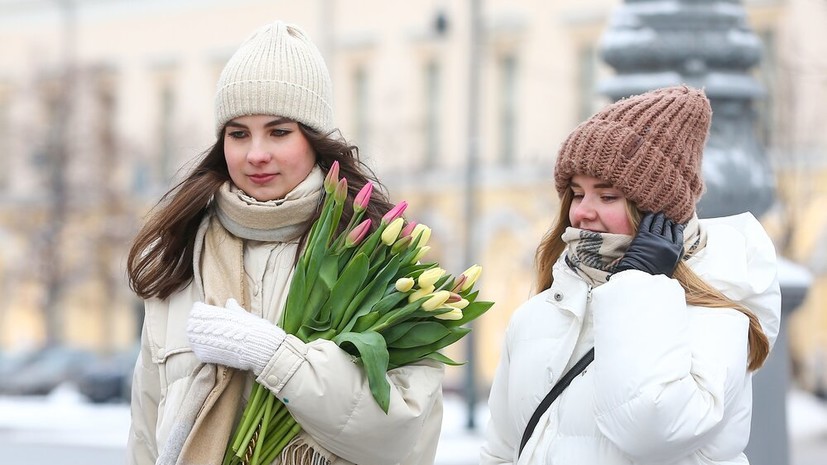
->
xmin=126 ymin=315 xmax=161 ymax=465
xmin=480 ymin=331 xmax=516 ymax=465
xmin=256 ymin=335 xmax=444 ymax=465
xmin=591 ymin=270 xmax=751 ymax=462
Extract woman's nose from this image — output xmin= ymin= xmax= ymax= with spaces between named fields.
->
xmin=571 ymin=198 xmax=596 ymax=223
xmin=247 ymin=139 xmax=272 ymax=164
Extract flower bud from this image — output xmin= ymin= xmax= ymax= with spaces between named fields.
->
xmin=382 ymin=201 xmax=408 ymax=224
xmin=401 ymin=221 xmax=418 ymax=238
xmin=345 ymin=219 xmax=371 ymax=248
xmin=354 ymin=183 xmax=373 ymax=213
xmin=324 ymin=161 xmax=340 ymax=193
xmin=460 ymin=265 xmax=482 ymax=292
xmin=412 ymin=246 xmax=431 ymax=263
xmin=334 ymin=178 xmax=348 ymax=204
xmin=391 ymin=235 xmax=413 ymax=254
xmin=395 ymin=277 xmax=415 ymax=293
xmin=434 ymin=308 xmax=463 ymax=320
xmin=445 ymin=292 xmax=462 ymax=304
xmin=417 ymin=268 xmax=444 ymax=289
xmin=450 ymin=275 xmax=467 ymax=293
xmin=412 ymin=224 xmax=431 ymax=247
xmin=447 ymin=298 xmax=469 ymax=310
xmin=421 ymin=290 xmax=451 ymax=311
xmin=408 ymin=285 xmax=435 ymax=303
xmin=381 ymin=217 xmax=405 ymax=246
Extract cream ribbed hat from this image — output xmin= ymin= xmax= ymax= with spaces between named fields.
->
xmin=554 ymin=85 xmax=711 ymax=223
xmin=214 ymin=21 xmax=334 ymax=135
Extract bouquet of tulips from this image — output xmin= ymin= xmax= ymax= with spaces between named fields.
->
xmin=223 ymin=162 xmax=493 ymax=465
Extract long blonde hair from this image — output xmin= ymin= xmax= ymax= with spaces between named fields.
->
xmin=534 ymin=189 xmax=770 ymax=371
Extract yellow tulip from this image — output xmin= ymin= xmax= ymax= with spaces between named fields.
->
xmin=412 ymin=246 xmax=431 ymax=263
xmin=460 ymin=264 xmax=483 ymax=292
xmin=447 ymin=298 xmax=469 ymax=310
xmin=395 ymin=277 xmax=415 ymax=293
xmin=412 ymin=224 xmax=432 ymax=247
xmin=381 ymin=217 xmax=405 ymax=246
xmin=417 ymin=267 xmax=444 ymax=289
xmin=408 ymin=285 xmax=435 ymax=303
xmin=422 ymin=290 xmax=451 ymax=311
xmin=434 ymin=308 xmax=463 ymax=320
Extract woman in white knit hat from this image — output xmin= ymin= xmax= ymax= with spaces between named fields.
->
xmin=125 ymin=21 xmax=444 ymax=465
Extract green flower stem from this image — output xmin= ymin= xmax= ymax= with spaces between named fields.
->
xmin=223 ymin=443 xmax=239 ymax=465
xmin=250 ymin=393 xmax=275 ymax=465
xmin=260 ymin=415 xmax=301 ymax=465
xmin=234 ymin=394 xmax=268 ymax=460
xmin=231 ymin=383 xmax=265 ymax=453
xmin=262 ymin=403 xmax=290 ymax=449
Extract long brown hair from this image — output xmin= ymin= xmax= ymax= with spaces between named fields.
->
xmin=127 ymin=125 xmax=393 ymax=301
xmin=533 ymin=188 xmax=770 ymax=371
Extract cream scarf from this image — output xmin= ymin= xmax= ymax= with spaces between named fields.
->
xmin=160 ymin=166 xmax=334 ymax=465
xmin=562 ymin=214 xmax=706 ymax=287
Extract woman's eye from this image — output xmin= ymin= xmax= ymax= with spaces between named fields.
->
xmin=227 ymin=130 xmax=247 ymax=139
xmin=271 ymin=128 xmax=290 ymax=137
xmin=601 ymin=195 xmax=618 ymax=202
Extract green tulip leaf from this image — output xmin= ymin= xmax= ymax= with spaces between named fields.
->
xmin=441 ymin=300 xmax=495 ymax=327
xmin=384 ymin=321 xmax=452 ymax=349
xmin=333 ymin=331 xmax=391 ymax=413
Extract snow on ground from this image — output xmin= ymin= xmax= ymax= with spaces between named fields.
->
xmin=1 ymin=384 xmax=826 ymax=462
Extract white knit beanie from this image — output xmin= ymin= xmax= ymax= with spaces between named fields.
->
xmin=214 ymin=21 xmax=334 ymax=136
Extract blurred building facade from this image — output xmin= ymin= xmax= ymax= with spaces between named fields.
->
xmin=0 ymin=0 xmax=825 ymax=393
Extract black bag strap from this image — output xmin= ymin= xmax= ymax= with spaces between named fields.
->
xmin=518 ymin=347 xmax=595 ymax=457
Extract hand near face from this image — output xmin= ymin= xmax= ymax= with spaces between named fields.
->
xmin=615 ymin=212 xmax=685 ymax=278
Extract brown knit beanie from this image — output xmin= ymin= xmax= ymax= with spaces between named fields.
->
xmin=554 ymin=85 xmax=711 ymax=223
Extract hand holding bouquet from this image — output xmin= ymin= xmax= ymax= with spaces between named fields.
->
xmin=224 ymin=162 xmax=493 ymax=465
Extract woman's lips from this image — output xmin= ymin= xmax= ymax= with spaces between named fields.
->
xmin=249 ymin=173 xmax=277 ymax=184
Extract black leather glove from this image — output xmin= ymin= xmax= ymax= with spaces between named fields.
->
xmin=615 ymin=212 xmax=685 ymax=278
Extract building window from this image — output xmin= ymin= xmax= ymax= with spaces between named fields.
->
xmin=498 ymin=53 xmax=518 ymax=165
xmin=352 ymin=65 xmax=369 ymax=148
xmin=424 ymin=59 xmax=442 ymax=167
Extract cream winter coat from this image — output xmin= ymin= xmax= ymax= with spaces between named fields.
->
xmin=481 ymin=212 xmax=781 ymax=465
xmin=127 ymin=235 xmax=444 ymax=465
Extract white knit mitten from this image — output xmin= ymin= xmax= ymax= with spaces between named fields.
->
xmin=187 ymin=299 xmax=286 ymax=376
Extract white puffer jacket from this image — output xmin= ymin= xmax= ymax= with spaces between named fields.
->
xmin=481 ymin=213 xmax=781 ymax=465
xmin=127 ymin=237 xmax=444 ymax=465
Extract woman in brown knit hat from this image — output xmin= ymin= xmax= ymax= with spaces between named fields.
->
xmin=481 ymin=85 xmax=781 ymax=465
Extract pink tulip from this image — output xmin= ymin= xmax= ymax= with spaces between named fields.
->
xmin=450 ymin=275 xmax=467 ymax=293
xmin=334 ymin=178 xmax=348 ymax=204
xmin=381 ymin=201 xmax=408 ymax=224
xmin=445 ymin=292 xmax=462 ymax=304
xmin=324 ymin=161 xmax=340 ymax=193
xmin=345 ymin=219 xmax=372 ymax=247
xmin=354 ymin=183 xmax=374 ymax=213
xmin=401 ymin=221 xmax=418 ymax=238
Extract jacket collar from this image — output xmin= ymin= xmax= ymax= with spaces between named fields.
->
xmin=548 ymin=256 xmax=592 ymax=322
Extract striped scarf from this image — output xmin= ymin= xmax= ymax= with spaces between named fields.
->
xmin=562 ymin=214 xmax=705 ymax=287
